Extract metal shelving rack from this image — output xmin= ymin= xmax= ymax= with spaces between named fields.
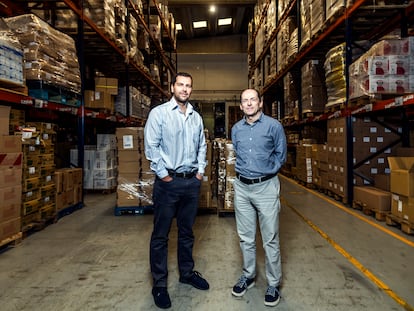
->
xmin=1 ymin=0 xmax=178 ymax=203
xmin=248 ymin=0 xmax=414 ymax=204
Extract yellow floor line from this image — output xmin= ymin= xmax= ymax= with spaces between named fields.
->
xmin=281 ymin=196 xmax=414 ymax=311
xmin=280 ymin=175 xmax=414 ymax=248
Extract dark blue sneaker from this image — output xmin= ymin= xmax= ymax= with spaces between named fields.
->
xmin=179 ymin=271 xmax=209 ymax=290
xmin=264 ymin=286 xmax=281 ymax=307
xmin=152 ymin=287 xmax=171 ymax=309
xmin=231 ymin=275 xmax=255 ymax=297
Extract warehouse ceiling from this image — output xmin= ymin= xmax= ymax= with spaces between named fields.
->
xmin=167 ymin=0 xmax=256 ymax=40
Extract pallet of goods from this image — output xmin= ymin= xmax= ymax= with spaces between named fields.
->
xmin=0 ymin=106 xmax=23 ymax=249
xmin=386 ymin=157 xmax=414 ymax=235
xmin=4 ymin=14 xmax=81 ymax=106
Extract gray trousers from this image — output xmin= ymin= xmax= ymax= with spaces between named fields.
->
xmin=233 ymin=175 xmax=282 ymax=287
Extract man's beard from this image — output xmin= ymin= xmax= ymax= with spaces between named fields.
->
xmin=174 ymin=94 xmax=188 ymax=104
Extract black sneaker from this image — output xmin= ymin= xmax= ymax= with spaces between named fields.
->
xmin=231 ymin=275 xmax=255 ymax=297
xmin=179 ymin=271 xmax=209 ymax=290
xmin=152 ymin=287 xmax=171 ymax=309
xmin=264 ymin=286 xmax=281 ymax=307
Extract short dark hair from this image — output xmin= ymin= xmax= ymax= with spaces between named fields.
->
xmin=172 ymin=72 xmax=193 ymax=86
xmin=240 ymin=88 xmax=260 ymax=102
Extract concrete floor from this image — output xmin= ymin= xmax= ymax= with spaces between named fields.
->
xmin=0 ymin=176 xmax=413 ymax=311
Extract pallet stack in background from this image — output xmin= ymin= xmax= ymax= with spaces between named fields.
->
xmin=388 ymin=156 xmax=414 ymax=233
xmin=0 ymin=106 xmax=22 ymax=244
xmin=199 ymin=138 xmax=214 ymax=210
xmin=14 ymin=118 xmax=57 ymax=230
xmin=0 ymin=19 xmax=25 ymax=93
xmin=115 ymin=127 xmax=153 ymax=214
xmin=55 ymin=168 xmax=83 ymax=215
xmin=0 ymin=106 xmax=85 ymax=246
xmin=73 ymin=134 xmax=118 ymax=192
xmin=213 ymin=138 xmax=236 ymax=215
xmin=4 ymin=14 xmax=81 ymax=106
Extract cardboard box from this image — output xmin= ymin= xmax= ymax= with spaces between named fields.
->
xmin=116 ymin=189 xmax=140 ymax=207
xmin=0 ymin=153 xmax=22 ymax=168
xmin=118 ymin=161 xmax=141 ymax=174
xmin=0 ymin=105 xmax=11 ymax=136
xmin=0 ymin=186 xmax=21 ymax=222
xmin=373 ymin=173 xmax=390 ymax=192
xmin=391 ymin=194 xmax=414 ymax=222
xmin=93 ymin=91 xmax=114 ymax=111
xmin=55 ymin=191 xmax=67 ymax=211
xmin=353 ymin=186 xmax=391 ymax=212
xmin=0 ymin=217 xmax=21 ymax=241
xmin=95 ymin=77 xmax=119 ymax=95
xmin=388 ymin=157 xmax=414 ymax=197
xmin=72 ymin=168 xmax=83 ymax=185
xmin=0 ymin=136 xmax=21 ymax=153
xmin=116 ymin=129 xmax=141 ymax=150
xmin=0 ymin=166 xmax=22 ymax=187
xmin=84 ymin=90 xmax=95 ymax=108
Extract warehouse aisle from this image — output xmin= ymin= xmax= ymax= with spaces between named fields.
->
xmin=0 ymin=176 xmax=413 ymax=311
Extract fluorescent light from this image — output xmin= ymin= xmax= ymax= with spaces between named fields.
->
xmin=193 ymin=20 xmax=207 ymax=28
xmin=176 ymin=23 xmax=182 ymax=31
xmin=209 ymin=5 xmax=216 ymax=13
xmin=218 ymin=18 xmax=232 ymax=26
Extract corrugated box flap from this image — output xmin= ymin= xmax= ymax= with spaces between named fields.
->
xmin=387 ymin=157 xmax=414 ymax=172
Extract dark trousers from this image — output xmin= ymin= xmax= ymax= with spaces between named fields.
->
xmin=150 ymin=176 xmax=201 ymax=287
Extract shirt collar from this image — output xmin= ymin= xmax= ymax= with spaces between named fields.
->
xmin=242 ymin=111 xmax=263 ymax=125
xmin=169 ymin=97 xmax=194 ymax=114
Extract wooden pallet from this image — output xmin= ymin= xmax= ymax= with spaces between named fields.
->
xmin=326 ymin=190 xmax=348 ymax=204
xmin=352 ymin=201 xmax=388 ymax=221
xmin=21 ymin=220 xmax=53 ymax=239
xmin=302 ymin=111 xmax=323 ymax=119
xmin=385 ymin=214 xmax=414 ymax=235
xmin=348 ymin=94 xmax=397 ymax=108
xmin=0 ymin=232 xmax=23 ymax=251
xmin=297 ymin=179 xmax=315 ymax=189
xmin=0 ymin=85 xmax=28 ymax=96
xmin=324 ymin=102 xmax=346 ymax=113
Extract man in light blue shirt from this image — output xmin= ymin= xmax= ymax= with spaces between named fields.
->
xmin=144 ymin=72 xmax=209 ymax=309
xmin=231 ymin=88 xmax=287 ymax=307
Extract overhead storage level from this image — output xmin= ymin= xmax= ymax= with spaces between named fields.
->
xmin=247 ymin=0 xmax=414 ymax=204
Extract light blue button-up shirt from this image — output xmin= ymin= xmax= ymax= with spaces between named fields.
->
xmin=231 ymin=112 xmax=287 ymax=178
xmin=144 ymin=97 xmax=207 ymax=179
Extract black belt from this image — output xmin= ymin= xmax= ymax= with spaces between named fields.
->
xmin=168 ymin=169 xmax=196 ymax=179
xmin=236 ymin=173 xmax=276 ymax=185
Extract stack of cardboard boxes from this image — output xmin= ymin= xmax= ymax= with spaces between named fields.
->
xmin=55 ymin=167 xmax=83 ymax=214
xmin=199 ymin=140 xmax=214 ymax=210
xmin=0 ymin=106 xmax=22 ymax=242
xmin=84 ymin=77 xmax=118 ymax=113
xmin=388 ymin=157 xmax=414 ymax=226
xmin=116 ymin=127 xmax=153 ymax=208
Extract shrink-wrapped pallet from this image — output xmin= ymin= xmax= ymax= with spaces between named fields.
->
xmin=0 ymin=18 xmax=24 ymax=86
xmin=5 ymin=14 xmax=81 ymax=93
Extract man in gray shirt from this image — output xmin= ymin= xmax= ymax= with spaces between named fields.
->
xmin=231 ymin=88 xmax=287 ymax=307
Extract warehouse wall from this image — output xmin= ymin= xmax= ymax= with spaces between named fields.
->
xmin=177 ymin=34 xmax=248 ymax=100
xmin=176 ymin=35 xmax=248 ymax=137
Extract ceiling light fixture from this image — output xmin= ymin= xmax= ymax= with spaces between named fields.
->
xmin=209 ymin=5 xmax=216 ymax=13
xmin=218 ymin=18 xmax=232 ymax=26
xmin=193 ymin=21 xmax=207 ymax=29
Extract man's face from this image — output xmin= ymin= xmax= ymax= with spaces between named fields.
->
xmin=240 ymin=89 xmax=262 ymax=118
xmin=171 ymin=75 xmax=192 ymax=104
